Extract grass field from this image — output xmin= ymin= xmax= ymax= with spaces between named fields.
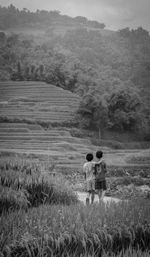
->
xmin=0 ymin=156 xmax=150 ymax=257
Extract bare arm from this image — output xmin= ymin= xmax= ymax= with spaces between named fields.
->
xmin=83 ymin=164 xmax=87 ymax=180
xmin=103 ymin=162 xmax=107 ymax=173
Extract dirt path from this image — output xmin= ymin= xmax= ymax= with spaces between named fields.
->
xmin=76 ymin=191 xmax=121 ymax=204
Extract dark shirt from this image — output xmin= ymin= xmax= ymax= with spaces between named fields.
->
xmin=94 ymin=160 xmax=107 ymax=181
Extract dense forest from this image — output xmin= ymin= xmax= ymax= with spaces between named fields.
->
xmin=0 ymin=5 xmax=150 ymax=139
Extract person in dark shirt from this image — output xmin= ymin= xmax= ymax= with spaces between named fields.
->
xmin=94 ymin=150 xmax=107 ymax=202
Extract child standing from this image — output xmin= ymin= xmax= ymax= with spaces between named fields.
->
xmin=94 ymin=150 xmax=107 ymax=202
xmin=83 ymin=153 xmax=95 ymax=205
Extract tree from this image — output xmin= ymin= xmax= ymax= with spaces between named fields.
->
xmin=0 ymin=32 xmax=6 ymax=43
xmin=74 ymin=16 xmax=88 ymax=24
xmin=17 ymin=61 xmax=23 ymax=80
xmin=87 ymin=20 xmax=105 ymax=29
xmin=77 ymin=92 xmax=108 ymax=137
xmin=107 ymin=87 xmax=144 ymax=131
xmin=24 ymin=66 xmax=30 ymax=80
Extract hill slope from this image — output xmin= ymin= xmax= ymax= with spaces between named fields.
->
xmin=0 ymin=5 xmax=150 ymax=138
xmin=0 ymin=81 xmax=150 ymax=171
xmin=0 ymin=81 xmax=80 ymax=123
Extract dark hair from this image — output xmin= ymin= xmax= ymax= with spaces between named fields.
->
xmin=86 ymin=153 xmax=93 ymax=162
xmin=96 ymin=150 xmax=103 ymax=159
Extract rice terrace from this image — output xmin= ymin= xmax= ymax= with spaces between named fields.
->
xmin=0 ymin=4 xmax=150 ymax=257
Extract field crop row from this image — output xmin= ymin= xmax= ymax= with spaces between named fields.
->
xmin=1 ymin=200 xmax=150 ymax=257
xmin=0 ymin=98 xmax=79 ymax=104
xmin=0 ymin=123 xmax=42 ymax=130
xmin=0 ymin=114 xmax=75 ymax=122
xmin=0 ymin=132 xmax=68 ymax=136
xmin=0 ymin=83 xmax=80 ymax=99
xmin=0 ymin=137 xmax=77 ymax=142
xmin=0 ymin=81 xmax=80 ymax=123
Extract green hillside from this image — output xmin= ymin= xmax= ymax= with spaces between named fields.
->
xmin=0 ymin=81 xmax=92 ymax=169
xmin=0 ymin=5 xmax=150 ymax=140
xmin=0 ymin=81 xmax=80 ymax=123
xmin=0 ymin=81 xmax=149 ymax=170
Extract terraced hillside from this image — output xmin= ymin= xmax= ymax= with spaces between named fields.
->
xmin=0 ymin=122 xmax=150 ymax=171
xmin=0 ymin=122 xmax=97 ymax=169
xmin=0 ymin=81 xmax=99 ymax=169
xmin=0 ymin=81 xmax=149 ymax=170
xmin=0 ymin=81 xmax=80 ymax=123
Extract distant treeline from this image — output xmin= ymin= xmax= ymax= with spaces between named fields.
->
xmin=0 ymin=4 xmax=105 ymax=30
xmin=0 ymin=7 xmax=150 ymax=138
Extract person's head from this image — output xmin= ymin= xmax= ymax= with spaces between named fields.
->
xmin=96 ymin=150 xmax=103 ymax=159
xmin=86 ymin=153 xmax=93 ymax=162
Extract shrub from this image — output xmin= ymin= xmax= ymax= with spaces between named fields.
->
xmin=107 ymin=166 xmax=150 ymax=177
xmin=70 ymin=128 xmax=93 ymax=138
xmin=91 ymin=138 xmax=124 ymax=149
xmin=0 ymin=159 xmax=78 ymax=213
xmin=25 ymin=175 xmax=78 ymax=206
xmin=91 ymin=138 xmax=150 ymax=149
xmin=0 ymin=186 xmax=29 ymax=214
xmin=0 ymin=70 xmax=10 ymax=80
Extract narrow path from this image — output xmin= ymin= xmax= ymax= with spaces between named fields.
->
xmin=76 ymin=191 xmax=121 ymax=204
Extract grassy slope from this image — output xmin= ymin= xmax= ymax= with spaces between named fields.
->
xmin=0 ymin=81 xmax=80 ymax=122
xmin=0 ymin=81 xmax=150 ymax=170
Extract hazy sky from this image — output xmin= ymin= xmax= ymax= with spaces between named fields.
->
xmin=0 ymin=0 xmax=150 ymax=31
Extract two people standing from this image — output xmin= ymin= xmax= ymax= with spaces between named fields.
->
xmin=83 ymin=150 xmax=107 ymax=205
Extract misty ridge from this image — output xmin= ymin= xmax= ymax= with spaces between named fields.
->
xmin=0 ymin=4 xmax=150 ymax=143
xmin=0 ymin=4 xmax=105 ymax=30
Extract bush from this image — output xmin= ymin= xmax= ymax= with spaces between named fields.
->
xmin=25 ymin=175 xmax=78 ymax=206
xmin=0 ymin=159 xmax=78 ymax=213
xmin=70 ymin=128 xmax=93 ymax=138
xmin=70 ymin=128 xmax=85 ymax=138
xmin=107 ymin=166 xmax=150 ymax=177
xmin=91 ymin=138 xmax=150 ymax=149
xmin=91 ymin=138 xmax=124 ymax=149
xmin=0 ymin=70 xmax=10 ymax=80
xmin=0 ymin=186 xmax=29 ymax=214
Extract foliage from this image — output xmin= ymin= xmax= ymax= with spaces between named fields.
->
xmin=107 ymin=87 xmax=146 ymax=131
xmin=70 ymin=128 xmax=93 ymax=138
xmin=0 ymin=200 xmax=150 ymax=256
xmin=77 ymin=92 xmax=108 ymax=134
xmin=0 ymin=158 xmax=78 ymax=213
xmin=78 ymin=87 xmax=147 ymax=135
xmin=0 ymin=5 xmax=150 ymax=135
xmin=127 ymin=155 xmax=150 ymax=165
xmin=91 ymin=138 xmax=125 ymax=149
xmin=118 ymin=27 xmax=150 ymax=42
xmin=0 ymin=185 xmax=29 ymax=213
xmin=106 ymin=165 xmax=150 ymax=177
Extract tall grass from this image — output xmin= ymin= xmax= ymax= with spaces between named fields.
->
xmin=0 ymin=157 xmax=150 ymax=256
xmin=0 ymin=185 xmax=29 ymax=213
xmin=0 ymin=158 xmax=78 ymax=214
xmin=0 ymin=199 xmax=150 ymax=256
